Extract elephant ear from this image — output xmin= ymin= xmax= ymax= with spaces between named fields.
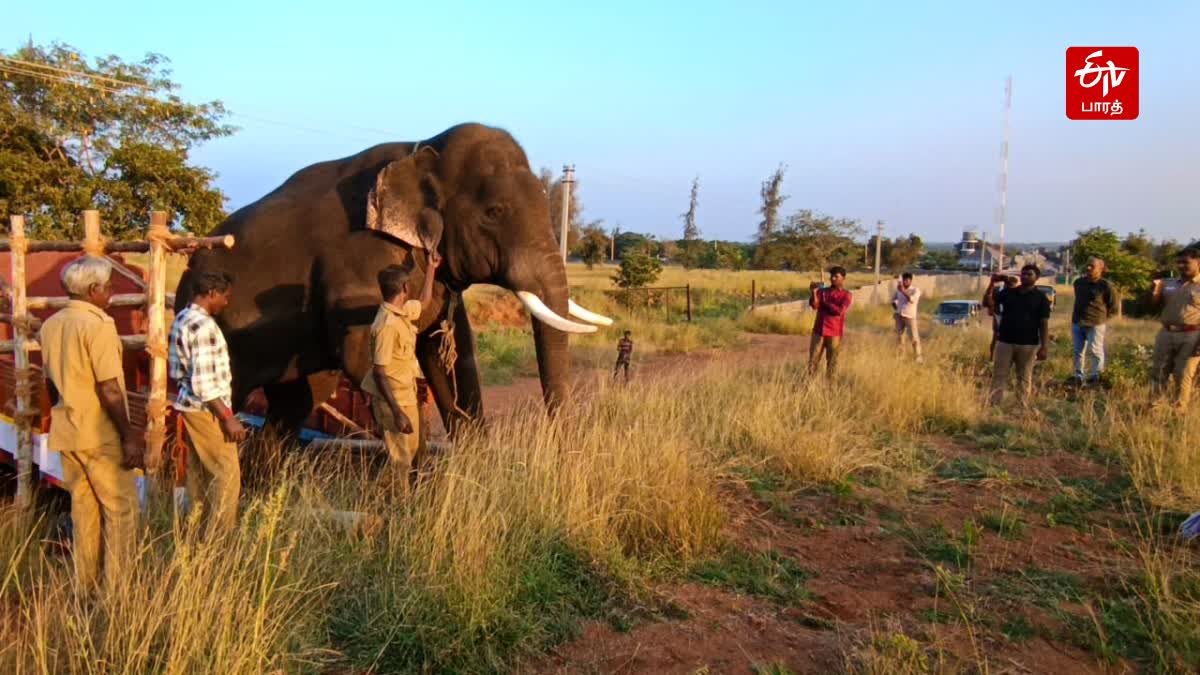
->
xmin=365 ymin=145 xmax=444 ymax=251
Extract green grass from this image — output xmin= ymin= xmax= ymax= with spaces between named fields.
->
xmin=689 ymin=548 xmax=813 ymax=606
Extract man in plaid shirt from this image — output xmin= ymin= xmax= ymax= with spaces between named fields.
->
xmin=169 ymin=271 xmax=247 ymax=535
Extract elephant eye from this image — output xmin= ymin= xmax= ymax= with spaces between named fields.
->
xmin=485 ymin=204 xmax=506 ymax=220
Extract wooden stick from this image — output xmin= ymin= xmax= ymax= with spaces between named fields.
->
xmin=306 ymin=438 xmax=385 ymax=452
xmin=9 ymin=215 xmax=33 ymax=509
xmin=105 ymin=256 xmax=147 ymax=290
xmin=0 ymin=334 xmax=147 ymax=354
xmin=27 ymin=293 xmax=149 ymax=310
xmin=318 ymin=401 xmax=371 ymax=435
xmin=144 ymin=211 xmax=169 ymax=476
xmin=0 ymin=233 xmax=232 ymax=254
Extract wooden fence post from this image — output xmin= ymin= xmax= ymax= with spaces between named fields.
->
xmin=9 ymin=215 xmax=33 ymax=509
xmin=751 ymin=279 xmax=757 ymax=310
xmin=686 ymin=284 xmax=692 ymax=323
xmin=144 ymin=211 xmax=169 ymax=477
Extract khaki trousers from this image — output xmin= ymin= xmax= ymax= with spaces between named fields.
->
xmin=809 ymin=333 xmax=842 ymax=377
xmin=182 ymin=410 xmax=241 ymax=536
xmin=60 ymin=442 xmax=138 ymax=592
xmin=371 ymin=400 xmax=423 ymax=480
xmin=1151 ymin=329 xmax=1200 ymax=408
xmin=990 ymin=342 xmax=1039 ymax=405
xmin=895 ymin=315 xmax=922 ymax=356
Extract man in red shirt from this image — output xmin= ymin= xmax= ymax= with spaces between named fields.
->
xmin=809 ymin=266 xmax=853 ymax=376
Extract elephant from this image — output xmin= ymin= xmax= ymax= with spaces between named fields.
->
xmin=174 ymin=122 xmax=613 ymax=437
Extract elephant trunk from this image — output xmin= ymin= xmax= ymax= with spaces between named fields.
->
xmin=508 ymin=247 xmax=587 ymax=414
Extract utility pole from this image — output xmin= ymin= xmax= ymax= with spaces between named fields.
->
xmin=873 ymin=220 xmax=884 ymax=282
xmin=559 ymin=164 xmax=574 ymax=262
xmin=611 ymin=224 xmax=618 ymax=262
xmin=873 ymin=220 xmax=884 ymax=301
xmin=979 ymin=231 xmax=988 ymax=276
xmin=997 ymin=76 xmax=1012 ymax=271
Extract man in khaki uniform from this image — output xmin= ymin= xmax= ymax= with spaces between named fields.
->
xmin=169 ymin=271 xmax=247 ymax=536
xmin=1149 ymin=248 xmax=1200 ymax=409
xmin=39 ymin=256 xmax=143 ymax=592
xmin=362 ymin=249 xmax=441 ymax=489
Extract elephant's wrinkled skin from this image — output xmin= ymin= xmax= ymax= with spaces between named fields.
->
xmin=175 ymin=123 xmax=604 ymax=435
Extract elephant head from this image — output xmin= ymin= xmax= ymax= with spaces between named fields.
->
xmin=361 ymin=125 xmax=612 ymax=411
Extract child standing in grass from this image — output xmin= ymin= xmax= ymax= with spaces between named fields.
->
xmin=614 ymin=330 xmax=634 ymax=382
xmin=808 ymin=266 xmax=853 ymax=377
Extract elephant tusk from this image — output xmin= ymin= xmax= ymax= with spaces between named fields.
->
xmin=568 ymin=299 xmax=614 ymax=326
xmin=515 ymin=291 xmax=598 ymax=334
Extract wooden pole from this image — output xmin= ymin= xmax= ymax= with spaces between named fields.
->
xmin=144 ymin=211 xmax=169 ymax=476
xmin=82 ymin=209 xmax=101 ymax=253
xmin=751 ymin=280 xmax=757 ymax=310
xmin=686 ymin=284 xmax=692 ymax=322
xmin=9 ymin=215 xmax=33 ymax=509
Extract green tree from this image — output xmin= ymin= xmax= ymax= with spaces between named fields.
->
xmin=699 ymin=241 xmax=748 ymax=270
xmin=675 ymin=238 xmax=705 ymax=269
xmin=1 ymin=41 xmax=235 ymax=239
xmin=884 ymin=234 xmax=925 ymax=272
xmin=1152 ymin=239 xmax=1182 ymax=270
xmin=762 ymin=209 xmax=864 ymax=278
xmin=1121 ymin=228 xmax=1155 ymax=260
xmin=1071 ymin=227 xmax=1155 ymax=316
xmin=919 ymin=250 xmax=963 ymax=271
xmin=752 ymin=164 xmax=788 ymax=269
xmin=575 ymin=220 xmax=609 ymax=269
xmin=612 ymin=249 xmax=662 ymax=288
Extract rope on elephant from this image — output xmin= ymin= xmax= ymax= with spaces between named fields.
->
xmin=431 ymin=291 xmax=472 ymax=420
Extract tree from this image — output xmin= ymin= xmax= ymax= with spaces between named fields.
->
xmin=761 ymin=209 xmax=864 ymax=278
xmin=575 ymin=220 xmax=609 ymax=269
xmin=614 ymin=230 xmax=654 ymax=259
xmin=0 ymin=41 xmax=235 ymax=239
xmin=1121 ymin=228 xmax=1155 ymax=260
xmin=539 ymin=167 xmax=583 ymax=252
xmin=919 ymin=250 xmax=962 ymax=271
xmin=752 ymin=164 xmax=788 ymax=269
xmin=882 ymin=234 xmax=925 ymax=272
xmin=681 ymin=175 xmax=700 ymax=241
xmin=1071 ymin=227 xmax=1156 ymax=316
xmin=1152 ymin=239 xmax=1182 ymax=270
xmin=612 ymin=249 xmax=662 ymax=288
xmin=699 ymin=241 xmax=748 ymax=270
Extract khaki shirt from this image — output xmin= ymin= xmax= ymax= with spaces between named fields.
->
xmin=360 ymin=300 xmax=423 ymax=406
xmin=1159 ymin=275 xmax=1200 ymax=327
xmin=38 ymin=300 xmax=127 ymax=451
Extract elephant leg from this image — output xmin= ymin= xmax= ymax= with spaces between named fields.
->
xmin=417 ymin=296 xmax=482 ymax=439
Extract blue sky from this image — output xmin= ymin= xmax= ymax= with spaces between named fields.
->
xmin=7 ymin=1 xmax=1198 ymax=243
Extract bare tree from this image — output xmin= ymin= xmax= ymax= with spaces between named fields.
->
xmin=681 ymin=175 xmax=700 ymax=241
xmin=753 ymin=164 xmax=788 ymax=268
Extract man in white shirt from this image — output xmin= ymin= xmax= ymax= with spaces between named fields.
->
xmin=893 ymin=272 xmax=923 ymax=361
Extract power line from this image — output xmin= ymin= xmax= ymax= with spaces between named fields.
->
xmin=0 ymin=55 xmax=156 ymax=91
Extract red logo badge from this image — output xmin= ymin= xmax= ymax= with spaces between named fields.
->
xmin=1066 ymin=47 xmax=1138 ymax=120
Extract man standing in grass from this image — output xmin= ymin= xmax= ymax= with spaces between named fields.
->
xmin=40 ymin=256 xmax=142 ymax=592
xmin=614 ymin=330 xmax=634 ymax=382
xmin=1148 ymin=248 xmax=1200 ymax=410
xmin=1070 ymin=257 xmax=1117 ymax=386
xmin=362 ymin=249 xmax=441 ymax=490
xmin=893 ymin=272 xmax=923 ymax=362
xmin=809 ymin=266 xmax=853 ymax=377
xmin=170 ymin=271 xmax=248 ymax=536
xmin=988 ymin=275 xmax=1019 ymax=359
xmin=984 ymin=265 xmax=1051 ymax=406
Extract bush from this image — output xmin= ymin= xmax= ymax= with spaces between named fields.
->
xmin=612 ymin=251 xmax=662 ymax=289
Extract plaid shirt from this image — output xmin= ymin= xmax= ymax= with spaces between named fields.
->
xmin=169 ymin=304 xmax=233 ymax=412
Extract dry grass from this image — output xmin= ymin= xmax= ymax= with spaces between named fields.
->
xmin=3 ymin=276 xmax=1197 ymax=672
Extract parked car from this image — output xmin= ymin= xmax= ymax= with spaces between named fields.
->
xmin=1036 ymin=284 xmax=1056 ymax=308
xmin=933 ymin=300 xmax=981 ymax=327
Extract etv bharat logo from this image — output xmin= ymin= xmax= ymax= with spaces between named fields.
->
xmin=1066 ymin=47 xmax=1139 ymax=120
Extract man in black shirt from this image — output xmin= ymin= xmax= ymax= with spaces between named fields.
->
xmin=983 ymin=264 xmax=1052 ymax=406
xmin=1070 ymin=257 xmax=1116 ymax=386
